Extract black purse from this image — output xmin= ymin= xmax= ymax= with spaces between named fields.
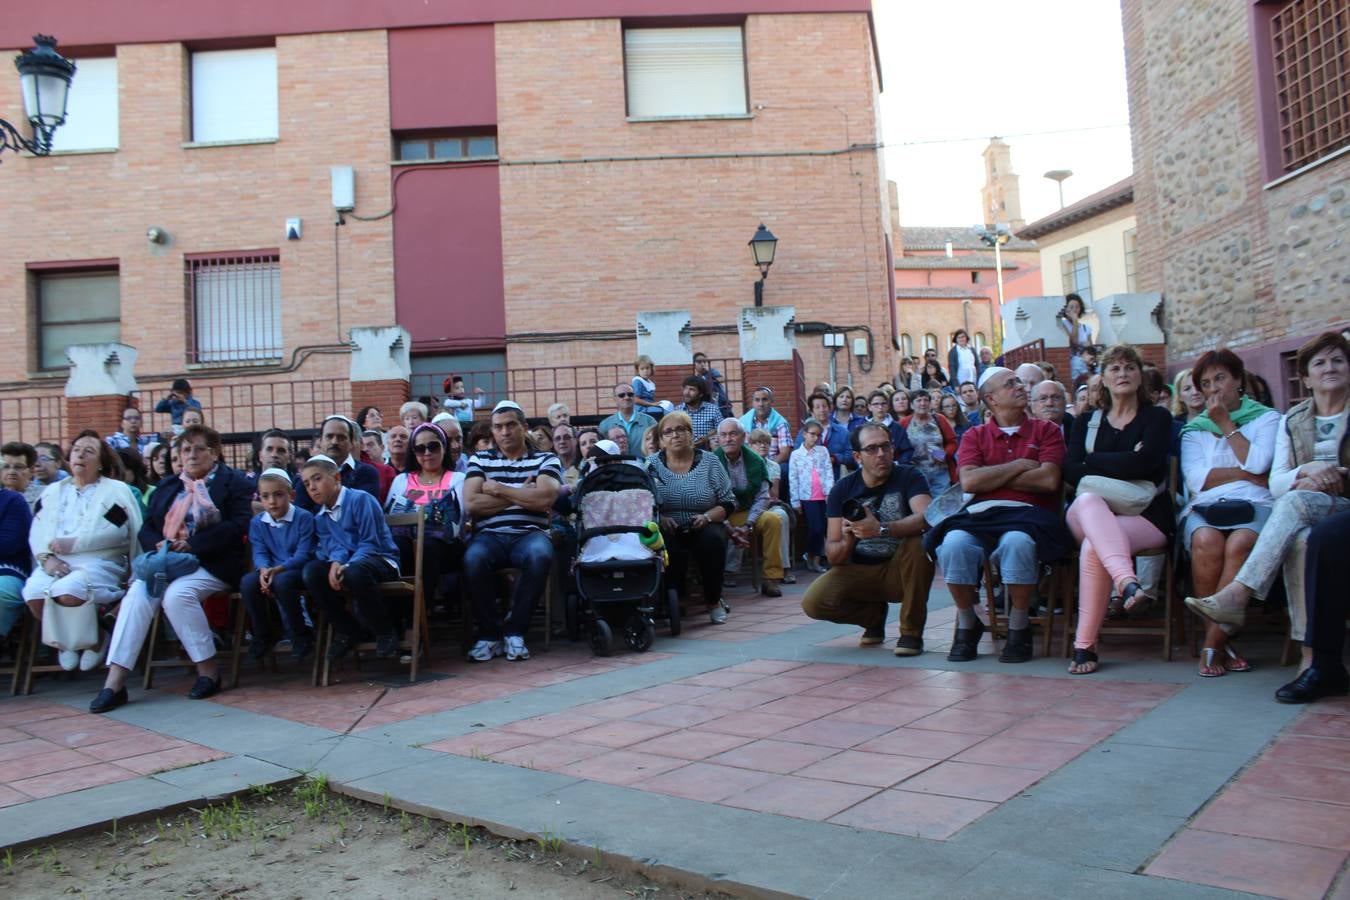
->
xmin=1193 ymin=499 xmax=1256 ymax=528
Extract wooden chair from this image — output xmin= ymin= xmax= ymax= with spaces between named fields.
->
xmin=143 ymin=592 xmax=249 ymax=689
xmin=18 ymin=610 xmax=89 ymax=695
xmin=319 ymin=508 xmax=431 ymax=686
xmin=2 ymin=612 xmax=30 ymax=696
xmin=1060 ymin=547 xmax=1181 ymax=661
xmin=983 ymin=557 xmax=1060 ymax=658
xmin=744 ymin=501 xmax=796 ymax=592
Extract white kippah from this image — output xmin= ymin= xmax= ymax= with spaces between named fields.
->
xmin=493 ymin=400 xmax=523 ymax=414
xmin=259 ymin=467 xmax=292 ymax=482
xmin=978 ymin=366 xmax=1012 ymax=391
xmin=430 ymin=412 xmax=455 ymax=425
xmin=305 ymin=454 xmax=338 ymax=467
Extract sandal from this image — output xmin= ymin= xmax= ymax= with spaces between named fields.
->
xmin=1222 ymin=643 xmax=1252 ymax=673
xmin=1198 ymin=647 xmax=1226 ymax=678
xmin=1120 ymin=581 xmax=1154 ymax=616
xmin=1068 ymin=647 xmax=1099 ymax=675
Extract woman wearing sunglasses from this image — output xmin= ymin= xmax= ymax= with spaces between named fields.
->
xmin=385 ymin=422 xmax=466 ymax=609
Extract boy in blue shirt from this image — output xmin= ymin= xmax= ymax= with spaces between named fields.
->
xmin=300 ymin=456 xmax=402 ymax=661
xmin=241 ymin=468 xmax=317 ymax=660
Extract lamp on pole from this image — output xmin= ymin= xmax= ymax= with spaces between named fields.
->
xmin=1 ymin=35 xmax=77 ymax=161
xmin=1044 ymin=169 xmax=1073 ymax=209
xmin=975 ymin=223 xmax=1011 ymax=351
xmin=748 ymin=223 xmax=778 ymax=307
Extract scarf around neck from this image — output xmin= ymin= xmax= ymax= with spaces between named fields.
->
xmin=1181 ymin=396 xmax=1274 ymax=436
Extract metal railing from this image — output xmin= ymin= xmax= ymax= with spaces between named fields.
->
xmin=0 ymin=391 xmax=67 ymax=446
xmin=1000 ymin=338 xmax=1046 ymax=370
xmin=131 ymin=377 xmax=351 ymax=441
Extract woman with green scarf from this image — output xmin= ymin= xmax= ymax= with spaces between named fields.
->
xmin=1179 ymin=348 xmax=1281 ymax=677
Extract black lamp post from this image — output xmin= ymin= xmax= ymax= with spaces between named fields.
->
xmin=1 ymin=35 xmax=77 ymax=161
xmin=748 ymin=223 xmax=778 ymax=307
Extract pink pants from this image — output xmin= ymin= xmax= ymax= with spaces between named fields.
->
xmin=1067 ymin=492 xmax=1166 ymax=650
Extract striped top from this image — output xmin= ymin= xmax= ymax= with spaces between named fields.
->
xmin=465 ymin=447 xmax=563 ymax=534
xmin=645 ymin=450 xmax=736 ymax=527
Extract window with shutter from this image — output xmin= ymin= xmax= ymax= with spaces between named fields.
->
xmin=624 ymin=26 xmax=748 ymax=119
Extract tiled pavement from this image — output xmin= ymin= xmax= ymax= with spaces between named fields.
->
xmin=1 ymin=572 xmax=1347 ymax=899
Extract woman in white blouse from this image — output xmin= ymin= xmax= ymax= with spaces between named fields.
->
xmin=1186 ymin=333 xmax=1349 ymax=679
xmin=946 ymin=330 xmax=979 ymax=392
xmin=1178 ymin=349 xmax=1281 ymax=677
xmin=23 ymin=431 xmax=143 ymax=670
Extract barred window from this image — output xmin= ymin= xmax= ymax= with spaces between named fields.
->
xmin=1060 ymin=247 xmax=1093 ymax=304
xmin=1269 ymin=0 xmax=1349 ymax=173
xmin=187 ymin=253 xmax=282 ymax=364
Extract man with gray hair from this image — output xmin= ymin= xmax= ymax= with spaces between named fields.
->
xmin=1030 ymin=379 xmax=1074 ymax=440
xmin=715 ymin=418 xmax=789 ymax=599
xmin=1014 ymin=363 xmax=1045 ymax=391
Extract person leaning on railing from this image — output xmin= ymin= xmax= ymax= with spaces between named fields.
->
xmin=1186 ymin=332 xmax=1349 ymax=698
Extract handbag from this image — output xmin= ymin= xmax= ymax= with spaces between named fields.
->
xmin=131 ymin=542 xmax=201 ymax=600
xmin=41 ymin=594 xmax=100 ymax=651
xmin=1078 ymin=411 xmax=1161 ymax=516
xmin=1192 ymin=499 xmax=1256 ymax=528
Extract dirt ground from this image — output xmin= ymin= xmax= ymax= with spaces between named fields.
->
xmin=1 ymin=778 xmax=733 ymax=899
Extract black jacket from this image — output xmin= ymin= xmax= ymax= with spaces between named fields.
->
xmin=141 ymin=463 xmax=254 ymax=587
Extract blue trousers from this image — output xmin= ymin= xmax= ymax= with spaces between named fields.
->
xmin=463 ymin=530 xmax=553 ymax=640
xmin=0 ymin=574 xmax=24 ymax=638
xmin=240 ymin=569 xmax=308 ymax=643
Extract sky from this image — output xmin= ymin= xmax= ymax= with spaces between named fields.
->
xmin=871 ymin=0 xmax=1135 ymax=227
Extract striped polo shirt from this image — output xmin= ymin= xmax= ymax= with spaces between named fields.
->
xmin=465 ymin=447 xmax=563 ymax=533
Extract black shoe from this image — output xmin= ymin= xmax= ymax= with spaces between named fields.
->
xmin=327 ymin=631 xmax=354 ymax=662
xmin=999 ymin=628 xmax=1034 ymax=663
xmin=89 ymin=687 xmax=128 ymax=714
xmin=1275 ymin=667 xmax=1350 ymax=704
xmin=187 ymin=676 xmax=220 ymax=700
xmin=248 ymin=635 xmax=271 ymax=661
xmin=947 ymin=617 xmax=986 ymax=662
xmin=375 ymin=631 xmax=400 ymax=659
xmin=894 ymin=635 xmax=924 ymax=657
xmin=290 ymin=635 xmax=314 ymax=661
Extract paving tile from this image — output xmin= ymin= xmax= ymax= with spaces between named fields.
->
xmin=685 ymin=688 xmax=784 ymax=711
xmin=801 ymin=680 xmax=899 ymax=702
xmin=487 ymin=737 xmax=609 ymax=771
xmin=773 ymin=718 xmax=896 ymax=749
xmin=626 ymin=728 xmax=753 ymax=761
xmin=568 ymin=698 xmax=665 ymax=719
xmin=1192 ymin=785 xmax=1350 ymax=850
xmin=721 ymin=659 xmax=809 ymax=675
xmin=950 ymin=693 xmax=1060 ymax=716
xmin=1049 ymin=697 xmax=1156 ymax=722
xmin=822 ymin=702 xmax=945 ymax=728
xmin=0 ymin=748 xmax=96 ymax=782
xmin=1238 ymin=758 xmax=1350 ymax=805
xmin=1290 ymin=713 xmax=1350 ymax=740
xmin=566 ymin=720 xmax=675 ymax=749
xmin=499 ymin=712 xmax=607 ymax=738
xmin=0 ymin=702 xmax=84 ymax=728
xmin=115 ymin=744 xmax=228 ymax=776
xmin=754 ymin=695 xmax=855 ymax=720
xmin=1265 ymin=735 xmax=1350 ymax=772
xmin=78 ymin=733 xmax=189 ymax=762
xmin=421 ymin=730 xmax=541 ymax=758
xmin=996 ymin=714 xmax=1124 ymax=745
xmin=706 ymin=738 xmax=840 ymax=774
xmin=624 ymin=684 xmax=719 ymax=704
xmin=896 ymin=760 xmax=1045 ymax=803
xmin=0 ymin=738 xmax=57 ymax=764
xmin=1145 ymin=829 xmax=1346 ymax=900
xmin=907 ymin=707 xmax=1021 ymax=736
xmin=950 ymin=735 xmax=1090 ymax=772
xmin=630 ymin=704 xmax=725 ymax=728
xmin=0 ymin=784 xmax=27 ymax=808
xmin=792 ymin=750 xmax=936 ymax=788
xmin=676 ymin=669 xmax=770 ymax=688
xmin=701 ymin=711 xmax=810 ymax=739
xmin=721 ymin=774 xmax=877 ymax=821
xmin=644 ymin=763 xmax=783 ymax=803
xmin=828 ymin=788 xmax=996 ymax=840
xmin=855 ymin=727 xmax=986 ymax=760
xmin=10 ymin=763 xmax=139 ymax=800
xmin=554 ymin=749 xmax=688 ymax=786
xmin=875 ymin=686 xmax=973 ymax=707
xmin=0 ymin=726 xmax=30 ymax=744
xmin=749 ymin=675 xmax=845 ymax=695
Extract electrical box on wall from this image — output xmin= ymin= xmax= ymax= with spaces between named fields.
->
xmin=852 ymin=337 xmax=868 ymax=356
xmin=285 ymin=218 xmax=302 ymax=241
xmin=331 ymin=166 xmax=355 ymax=211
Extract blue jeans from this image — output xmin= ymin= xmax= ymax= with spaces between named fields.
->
xmin=0 ymin=574 xmax=24 ymax=637
xmin=463 ymin=530 xmax=554 ymax=640
xmin=936 ymin=528 xmax=1038 ymax=586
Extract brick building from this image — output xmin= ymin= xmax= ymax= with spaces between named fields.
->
xmin=0 ymin=1 xmax=890 ymax=444
xmin=1121 ymin=0 xmax=1349 ymax=406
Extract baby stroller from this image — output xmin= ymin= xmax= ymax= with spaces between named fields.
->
xmin=569 ymin=451 xmax=676 ymax=656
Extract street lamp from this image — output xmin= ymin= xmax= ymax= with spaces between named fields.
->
xmin=975 ymin=222 xmax=1012 ymax=350
xmin=748 ymin=223 xmax=777 ymax=307
xmin=1044 ymin=169 xmax=1073 ymax=209
xmin=1 ymin=35 xmax=77 ymax=161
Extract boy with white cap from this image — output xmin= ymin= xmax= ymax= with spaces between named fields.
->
xmin=241 ymin=467 xmax=317 ymax=660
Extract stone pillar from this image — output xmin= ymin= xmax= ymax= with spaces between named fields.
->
xmin=65 ymin=343 xmax=138 ymax=438
xmin=1093 ymin=293 xmax=1167 ymax=368
xmin=349 ymin=326 xmax=411 ymax=423
xmin=636 ymin=310 xmax=693 ymax=404
xmin=739 ymin=306 xmax=803 ymax=433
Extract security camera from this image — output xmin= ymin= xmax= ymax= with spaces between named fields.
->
xmin=146 ymin=227 xmax=166 ymax=244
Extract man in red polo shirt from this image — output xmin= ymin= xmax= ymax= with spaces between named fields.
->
xmin=932 ymin=366 xmax=1067 ymax=663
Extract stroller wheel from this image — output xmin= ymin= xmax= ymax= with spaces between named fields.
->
xmin=589 ymin=619 xmax=613 ymax=657
xmin=624 ymin=615 xmax=655 ymax=653
xmin=565 ymin=592 xmax=582 ymax=642
xmin=667 ymin=589 xmax=682 ymax=637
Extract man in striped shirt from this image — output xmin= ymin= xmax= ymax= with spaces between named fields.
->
xmin=462 ymin=401 xmax=562 ymax=663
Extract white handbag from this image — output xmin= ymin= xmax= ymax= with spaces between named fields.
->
xmin=1077 ymin=411 xmax=1161 ymax=517
xmin=41 ymin=595 xmax=100 ymax=651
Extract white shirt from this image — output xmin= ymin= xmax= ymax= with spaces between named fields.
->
xmin=321 ymin=486 xmax=348 ymax=522
xmin=954 ymin=345 xmax=977 ymax=387
xmin=1270 ymin=408 xmax=1347 ymax=497
xmin=1181 ymin=410 xmax=1280 ymax=514
xmin=263 ymin=504 xmax=296 ymax=529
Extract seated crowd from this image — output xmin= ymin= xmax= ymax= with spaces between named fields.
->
xmin=0 ymin=333 xmax=1346 ymax=714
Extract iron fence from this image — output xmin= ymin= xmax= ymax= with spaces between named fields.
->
xmin=0 ymin=391 xmax=67 ymax=446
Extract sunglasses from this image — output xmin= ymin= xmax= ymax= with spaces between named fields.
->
xmin=413 ymin=441 xmax=443 ymax=455
xmin=616 ymin=391 xmax=634 ymax=397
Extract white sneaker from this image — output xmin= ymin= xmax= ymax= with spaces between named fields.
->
xmin=504 ymin=636 xmax=529 ymax=661
xmin=782 ymin=571 xmax=797 ymax=584
xmin=467 ymin=640 xmax=503 ymax=662
xmin=58 ymin=649 xmax=80 ymax=671
xmin=709 ymin=600 xmax=729 ymax=625
xmin=79 ymin=644 xmax=107 ymax=672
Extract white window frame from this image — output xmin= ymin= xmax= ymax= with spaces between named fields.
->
xmin=624 ymin=26 xmax=749 ymax=120
xmin=1060 ymin=247 xmax=1093 ymax=304
xmin=190 ymin=47 xmax=279 ymax=144
xmin=50 ymin=56 xmax=119 ymax=152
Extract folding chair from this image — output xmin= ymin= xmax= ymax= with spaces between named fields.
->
xmin=2 ymin=613 xmax=30 ymax=696
xmin=983 ymin=556 xmax=1060 ymax=658
xmin=319 ymin=508 xmax=431 ymax=686
xmin=143 ymin=592 xmax=249 ymax=689
xmin=744 ymin=501 xmax=796 ymax=592
xmin=1060 ymin=547 xmax=1181 ymax=661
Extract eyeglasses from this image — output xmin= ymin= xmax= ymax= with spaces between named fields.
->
xmin=616 ymin=392 xmax=634 ymax=398
xmin=35 ymin=455 xmax=55 ymax=464
xmin=1 ymin=463 xmax=30 ymax=472
xmin=858 ymin=441 xmax=893 ymax=455
xmin=413 ymin=441 xmax=443 ymax=455
xmin=661 ymin=426 xmax=692 ymax=436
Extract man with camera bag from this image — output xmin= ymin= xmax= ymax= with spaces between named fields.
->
xmin=800 ymin=423 xmax=934 ymax=655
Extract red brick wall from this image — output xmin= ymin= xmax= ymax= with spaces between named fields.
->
xmin=67 ymin=395 xmax=132 ymax=440
xmin=351 ymin=379 xmax=411 ymax=426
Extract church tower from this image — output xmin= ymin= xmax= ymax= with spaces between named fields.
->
xmin=980 ymin=137 xmax=1024 ymax=229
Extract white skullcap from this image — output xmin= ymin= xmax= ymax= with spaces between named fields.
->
xmin=592 ymin=439 xmax=621 ymax=458
xmin=978 ymin=366 xmax=1013 ymax=391
xmin=430 ymin=412 xmax=455 ymax=425
xmin=259 ymin=467 xmax=292 ymax=482
xmin=493 ymin=400 xmax=523 ymax=414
